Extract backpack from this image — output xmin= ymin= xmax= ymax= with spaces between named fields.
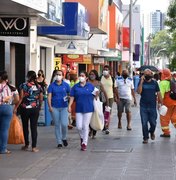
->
xmin=170 ymin=80 xmax=176 ymax=100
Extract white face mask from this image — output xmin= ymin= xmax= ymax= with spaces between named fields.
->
xmin=56 ymin=75 xmax=62 ymax=81
xmin=79 ymin=76 xmax=86 ymax=83
xmin=103 ymin=70 xmax=109 ymax=76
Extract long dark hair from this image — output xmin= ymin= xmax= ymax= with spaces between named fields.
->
xmin=0 ymin=70 xmax=16 ymax=91
xmin=50 ymin=70 xmax=58 ymax=84
xmin=38 ymin=69 xmax=45 ymax=79
xmin=89 ymin=70 xmax=100 ymax=81
xmin=27 ymin=70 xmax=39 ymax=88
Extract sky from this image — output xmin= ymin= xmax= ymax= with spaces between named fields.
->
xmin=122 ymin=0 xmax=170 ymax=13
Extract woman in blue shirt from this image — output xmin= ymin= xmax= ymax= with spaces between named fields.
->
xmin=48 ymin=70 xmax=70 ymax=148
xmin=68 ymin=71 xmax=95 ymax=151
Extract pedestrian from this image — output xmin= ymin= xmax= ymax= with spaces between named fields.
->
xmin=69 ymin=70 xmax=79 ymax=127
xmin=137 ymin=69 xmax=162 ymax=144
xmin=63 ymin=71 xmax=73 ymax=129
xmin=88 ymin=69 xmax=109 ymax=138
xmin=47 ymin=70 xmax=70 ymax=148
xmin=64 ymin=71 xmax=71 ymax=85
xmin=115 ymin=72 xmax=121 ymax=80
xmin=37 ymin=69 xmax=47 ymax=93
xmin=0 ymin=71 xmax=19 ymax=154
xmin=116 ymin=69 xmax=137 ymax=130
xmin=15 ymin=71 xmax=43 ymax=152
xmin=100 ymin=65 xmax=118 ymax=134
xmin=68 ymin=71 xmax=96 ymax=151
xmin=159 ymin=68 xmax=176 ymax=137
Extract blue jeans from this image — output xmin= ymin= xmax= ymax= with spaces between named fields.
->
xmin=140 ymin=107 xmax=157 ymax=140
xmin=0 ymin=105 xmax=13 ymax=153
xmin=52 ymin=107 xmax=68 ymax=144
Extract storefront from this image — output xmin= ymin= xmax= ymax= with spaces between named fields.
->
xmin=0 ymin=0 xmax=48 ymax=87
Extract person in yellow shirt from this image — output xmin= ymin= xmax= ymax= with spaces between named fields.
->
xmin=100 ymin=65 xmax=118 ymax=134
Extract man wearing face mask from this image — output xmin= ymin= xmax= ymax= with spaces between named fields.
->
xmin=101 ymin=65 xmax=118 ymax=134
xmin=137 ymin=69 xmax=162 ymax=144
xmin=116 ymin=69 xmax=137 ymax=130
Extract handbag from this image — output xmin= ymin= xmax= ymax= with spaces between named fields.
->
xmin=8 ymin=114 xmax=24 ymax=144
xmin=90 ymin=98 xmax=104 ymax=131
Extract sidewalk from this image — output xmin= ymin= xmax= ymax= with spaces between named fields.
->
xmin=1 ymin=94 xmax=176 ymax=180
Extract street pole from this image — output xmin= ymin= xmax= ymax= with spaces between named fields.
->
xmin=129 ymin=0 xmax=133 ymax=77
xmin=148 ymin=36 xmax=151 ymax=65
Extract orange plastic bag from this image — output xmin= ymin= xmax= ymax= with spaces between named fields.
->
xmin=8 ymin=114 xmax=24 ymax=144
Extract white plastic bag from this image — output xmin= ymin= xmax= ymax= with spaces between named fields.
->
xmin=159 ymin=105 xmax=168 ymax=116
xmin=90 ymin=98 xmax=104 ymax=131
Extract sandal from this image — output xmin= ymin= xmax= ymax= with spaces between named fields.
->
xmin=127 ymin=127 xmax=132 ymax=131
xmin=0 ymin=149 xmax=11 ymax=154
xmin=21 ymin=145 xmax=29 ymax=151
xmin=32 ymin=148 xmax=39 ymax=152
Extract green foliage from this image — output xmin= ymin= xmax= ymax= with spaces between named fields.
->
xmin=150 ymin=30 xmax=171 ymax=57
xmin=165 ymin=0 xmax=176 ymax=31
xmin=169 ymin=57 xmax=176 ymax=71
xmin=165 ymin=0 xmax=176 ymax=70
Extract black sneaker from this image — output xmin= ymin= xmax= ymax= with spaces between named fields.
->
xmin=57 ymin=144 xmax=63 ymax=148
xmin=62 ymin=140 xmax=68 ymax=147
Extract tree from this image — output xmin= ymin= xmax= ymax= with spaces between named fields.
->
xmin=165 ymin=0 xmax=176 ymax=70
xmin=165 ymin=0 xmax=176 ymax=31
xmin=150 ymin=30 xmax=171 ymax=57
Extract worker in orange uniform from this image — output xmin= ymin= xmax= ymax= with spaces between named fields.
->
xmin=159 ymin=68 xmax=176 ymax=137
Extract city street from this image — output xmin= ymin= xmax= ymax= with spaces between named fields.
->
xmin=1 ymin=94 xmax=176 ymax=180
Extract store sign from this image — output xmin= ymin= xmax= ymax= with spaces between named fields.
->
xmin=55 ymin=40 xmax=88 ymax=55
xmin=93 ymin=57 xmax=105 ymax=64
xmin=0 ymin=17 xmax=29 ymax=36
xmin=54 ymin=57 xmax=61 ymax=70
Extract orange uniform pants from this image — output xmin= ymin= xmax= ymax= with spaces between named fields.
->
xmin=160 ymin=105 xmax=176 ymax=135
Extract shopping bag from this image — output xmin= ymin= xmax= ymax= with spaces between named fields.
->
xmin=8 ymin=114 xmax=24 ymax=144
xmin=90 ymin=98 xmax=104 ymax=131
xmin=104 ymin=106 xmax=111 ymax=125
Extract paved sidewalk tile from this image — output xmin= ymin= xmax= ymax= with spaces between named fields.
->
xmin=1 ymin=94 xmax=176 ymax=180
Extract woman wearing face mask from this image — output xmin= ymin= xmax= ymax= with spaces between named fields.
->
xmin=47 ymin=70 xmax=70 ymax=148
xmin=88 ymin=70 xmax=109 ymax=138
xmin=68 ymin=71 xmax=95 ymax=151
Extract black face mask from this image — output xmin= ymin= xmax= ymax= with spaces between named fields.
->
xmin=122 ymin=74 xmax=128 ymax=79
xmin=145 ymin=75 xmax=152 ymax=81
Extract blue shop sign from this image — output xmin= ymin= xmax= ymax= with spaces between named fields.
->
xmin=38 ymin=2 xmax=90 ymax=39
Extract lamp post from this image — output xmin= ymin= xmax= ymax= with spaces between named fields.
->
xmin=129 ymin=0 xmax=133 ymax=77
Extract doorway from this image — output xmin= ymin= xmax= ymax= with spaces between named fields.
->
xmin=10 ymin=43 xmax=25 ymax=88
xmin=0 ymin=41 xmax=5 ymax=71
